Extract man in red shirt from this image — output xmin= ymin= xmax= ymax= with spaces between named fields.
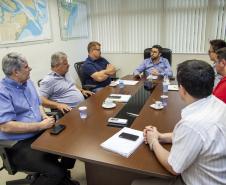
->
xmin=213 ymin=47 xmax=226 ymax=103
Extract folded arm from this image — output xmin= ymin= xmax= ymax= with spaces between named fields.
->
xmin=91 ymin=64 xmax=116 ymax=82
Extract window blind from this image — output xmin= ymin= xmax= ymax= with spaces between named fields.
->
xmin=87 ymin=0 xmax=226 ymax=53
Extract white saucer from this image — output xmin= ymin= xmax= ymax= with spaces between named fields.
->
xmin=151 ymin=75 xmax=158 ymax=80
xmin=109 ymin=81 xmax=118 ymax=87
xmin=147 ymin=75 xmax=158 ymax=80
xmin=102 ymin=102 xmax=116 ymax=109
xmin=150 ymin=104 xmax=164 ymax=110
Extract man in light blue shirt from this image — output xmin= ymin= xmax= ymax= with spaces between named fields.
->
xmin=133 ymin=45 xmax=173 ymax=78
xmin=0 ymin=52 xmax=79 ymax=185
xmin=39 ymin=52 xmax=93 ymax=114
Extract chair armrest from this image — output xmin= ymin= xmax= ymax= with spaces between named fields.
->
xmin=110 ymin=77 xmax=119 ymax=81
xmin=46 ymin=111 xmax=58 ymax=117
xmin=0 ymin=140 xmax=18 ymax=148
xmin=82 ymin=84 xmax=97 ymax=91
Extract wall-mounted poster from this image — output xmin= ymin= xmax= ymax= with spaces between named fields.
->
xmin=0 ymin=0 xmax=52 ymax=46
xmin=58 ymin=0 xmax=88 ymax=40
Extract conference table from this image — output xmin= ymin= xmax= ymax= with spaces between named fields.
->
xmin=32 ymin=75 xmax=185 ymax=185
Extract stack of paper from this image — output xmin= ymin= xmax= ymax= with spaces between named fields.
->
xmin=107 ymin=94 xmax=131 ymax=102
xmin=168 ymin=85 xmax=179 ymax=91
xmin=115 ymin=80 xmax=139 ymax=86
xmin=100 ymin=127 xmax=144 ymax=158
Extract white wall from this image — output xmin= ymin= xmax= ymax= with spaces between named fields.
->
xmin=0 ymin=1 xmax=212 ymax=86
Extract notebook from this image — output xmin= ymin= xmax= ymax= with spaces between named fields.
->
xmin=100 ymin=127 xmax=144 ymax=158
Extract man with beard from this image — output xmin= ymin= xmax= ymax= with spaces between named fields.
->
xmin=133 ymin=45 xmax=173 ymax=79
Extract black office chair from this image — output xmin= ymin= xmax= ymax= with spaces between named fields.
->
xmin=74 ymin=61 xmax=97 ymax=91
xmin=0 ymin=140 xmax=38 ymax=185
xmin=144 ymin=48 xmax=172 ymax=66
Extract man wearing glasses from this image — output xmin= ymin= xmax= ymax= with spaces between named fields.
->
xmin=0 ymin=53 xmax=79 ymax=185
xmin=133 ymin=45 xmax=173 ymax=79
xmin=208 ymin=39 xmax=226 ymax=86
xmin=83 ymin=41 xmax=116 ymax=92
xmin=213 ymin=47 xmax=226 ymax=103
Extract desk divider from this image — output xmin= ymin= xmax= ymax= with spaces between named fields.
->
xmin=108 ymin=84 xmax=156 ymax=127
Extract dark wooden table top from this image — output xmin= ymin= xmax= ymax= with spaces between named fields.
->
xmin=32 ymin=75 xmax=185 ymax=178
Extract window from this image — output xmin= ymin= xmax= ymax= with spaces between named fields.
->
xmin=87 ymin=0 xmax=226 ymax=53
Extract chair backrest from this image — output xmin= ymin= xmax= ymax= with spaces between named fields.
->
xmin=0 ymin=140 xmax=18 ymax=175
xmin=144 ymin=48 xmax=172 ymax=66
xmin=74 ymin=61 xmax=85 ymax=86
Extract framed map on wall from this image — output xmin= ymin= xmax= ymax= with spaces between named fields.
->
xmin=0 ymin=0 xmax=52 ymax=45
xmin=57 ymin=0 xmax=88 ymax=40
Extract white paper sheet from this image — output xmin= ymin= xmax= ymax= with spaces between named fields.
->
xmin=115 ymin=80 xmax=139 ymax=86
xmin=106 ymin=94 xmax=132 ymax=103
xmin=100 ymin=127 xmax=144 ymax=158
xmin=168 ymin=85 xmax=179 ymax=91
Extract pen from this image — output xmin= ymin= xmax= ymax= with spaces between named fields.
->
xmin=126 ymin=112 xmax=139 ymax=117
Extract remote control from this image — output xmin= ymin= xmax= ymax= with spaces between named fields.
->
xmin=108 ymin=117 xmax=128 ymax=124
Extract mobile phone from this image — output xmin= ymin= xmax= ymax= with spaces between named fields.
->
xmin=109 ymin=95 xmax=121 ymax=99
xmin=118 ymin=132 xmax=139 ymax=141
xmin=50 ymin=124 xmax=65 ymax=135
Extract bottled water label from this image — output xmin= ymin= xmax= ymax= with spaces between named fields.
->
xmin=163 ymin=82 xmax=168 ymax=93
xmin=118 ymin=80 xmax=124 ymax=89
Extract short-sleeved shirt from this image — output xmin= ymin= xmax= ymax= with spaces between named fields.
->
xmin=39 ymin=72 xmax=84 ymax=108
xmin=83 ymin=56 xmax=111 ymax=88
xmin=133 ymin=57 xmax=173 ymax=77
xmin=0 ymin=78 xmax=42 ymax=140
xmin=168 ymin=95 xmax=226 ymax=185
xmin=213 ymin=64 xmax=222 ymax=87
xmin=213 ymin=76 xmax=226 ymax=103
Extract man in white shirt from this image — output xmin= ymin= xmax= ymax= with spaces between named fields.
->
xmin=132 ymin=60 xmax=226 ymax=185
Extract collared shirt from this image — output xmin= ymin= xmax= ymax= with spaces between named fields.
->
xmin=83 ymin=56 xmax=111 ymax=88
xmin=0 ymin=78 xmax=42 ymax=140
xmin=168 ymin=95 xmax=226 ymax=185
xmin=133 ymin=57 xmax=173 ymax=77
xmin=213 ymin=64 xmax=222 ymax=87
xmin=39 ymin=72 xmax=84 ymax=108
xmin=213 ymin=76 xmax=226 ymax=103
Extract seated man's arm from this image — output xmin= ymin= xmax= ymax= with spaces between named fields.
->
xmin=76 ymin=86 xmax=95 ymax=97
xmin=91 ymin=64 xmax=116 ymax=82
xmin=161 ymin=58 xmax=173 ymax=77
xmin=133 ymin=60 xmax=147 ymax=76
xmin=41 ymin=96 xmax=72 ymax=114
xmin=145 ymin=128 xmax=179 ymax=175
xmin=0 ymin=118 xmax=54 ymax=134
xmin=144 ymin=126 xmax=172 ymax=143
xmin=39 ymin=105 xmax=49 ymax=119
xmin=105 ymin=64 xmax=116 ymax=75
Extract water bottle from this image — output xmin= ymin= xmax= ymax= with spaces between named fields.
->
xmin=162 ymin=75 xmax=168 ymax=93
xmin=163 ymin=74 xmax=170 ymax=85
xmin=118 ymin=80 xmax=124 ymax=89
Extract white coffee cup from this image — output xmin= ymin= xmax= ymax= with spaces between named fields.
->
xmin=155 ymin=101 xmax=163 ymax=108
xmin=78 ymin=106 xmax=87 ymax=119
xmin=104 ymin=99 xmax=113 ymax=106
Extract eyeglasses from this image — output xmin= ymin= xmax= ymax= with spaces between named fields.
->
xmin=151 ymin=51 xmax=159 ymax=54
xmin=208 ymin=50 xmax=215 ymax=54
xmin=93 ymin=48 xmax=101 ymax=51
